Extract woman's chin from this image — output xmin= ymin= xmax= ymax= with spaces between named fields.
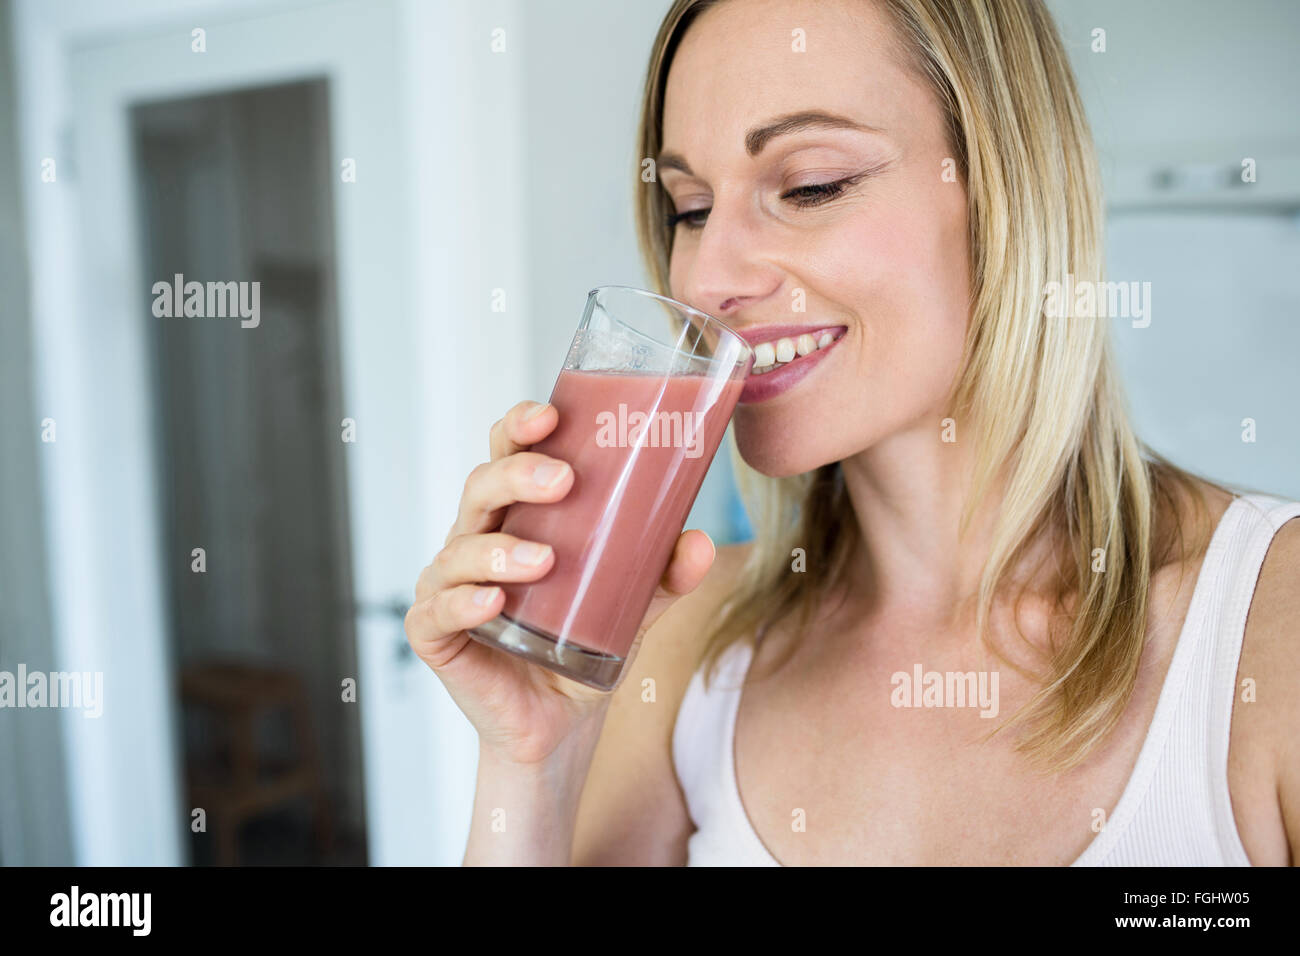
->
xmin=734 ymin=434 xmax=832 ymax=480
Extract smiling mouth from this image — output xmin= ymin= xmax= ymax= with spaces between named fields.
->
xmin=749 ymin=327 xmax=847 ymax=375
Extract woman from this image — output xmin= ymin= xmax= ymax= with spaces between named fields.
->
xmin=405 ymin=0 xmax=1300 ymax=865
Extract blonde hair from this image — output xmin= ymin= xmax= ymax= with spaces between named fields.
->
xmin=633 ymin=0 xmax=1225 ymax=771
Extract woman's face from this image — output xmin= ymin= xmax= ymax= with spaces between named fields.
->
xmin=660 ymin=0 xmax=971 ymax=477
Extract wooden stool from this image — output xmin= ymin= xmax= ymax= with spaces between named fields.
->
xmin=180 ymin=660 xmax=333 ymax=866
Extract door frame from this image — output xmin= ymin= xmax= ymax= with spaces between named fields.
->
xmin=18 ymin=0 xmax=534 ymax=865
xmin=18 ymin=0 xmax=412 ymax=864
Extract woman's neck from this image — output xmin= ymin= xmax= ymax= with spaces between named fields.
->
xmin=837 ymin=421 xmax=1059 ymax=629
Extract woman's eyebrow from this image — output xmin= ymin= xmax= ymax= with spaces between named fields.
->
xmin=657 ymin=109 xmax=882 ymax=175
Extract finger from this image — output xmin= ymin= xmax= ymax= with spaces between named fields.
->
xmin=451 ymin=452 xmax=573 ymax=540
xmin=659 ymin=528 xmax=717 ymax=596
xmin=419 ymin=533 xmax=555 ymax=597
xmin=489 ymin=400 xmax=558 ymax=461
xmin=404 ymin=583 xmax=504 ymax=663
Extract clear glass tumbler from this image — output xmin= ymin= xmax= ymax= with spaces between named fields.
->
xmin=469 ymin=285 xmax=752 ymax=690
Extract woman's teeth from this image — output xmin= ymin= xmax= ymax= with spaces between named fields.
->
xmin=751 ymin=329 xmax=841 ymax=374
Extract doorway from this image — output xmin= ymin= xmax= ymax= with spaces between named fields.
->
xmin=131 ymin=79 xmax=366 ymax=865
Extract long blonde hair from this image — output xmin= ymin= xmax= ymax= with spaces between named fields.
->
xmin=633 ymin=0 xmax=1224 ymax=771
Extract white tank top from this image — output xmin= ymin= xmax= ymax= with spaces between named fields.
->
xmin=672 ymin=492 xmax=1300 ymax=866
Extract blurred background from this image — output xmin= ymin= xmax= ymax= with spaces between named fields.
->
xmin=0 ymin=0 xmax=1296 ymax=866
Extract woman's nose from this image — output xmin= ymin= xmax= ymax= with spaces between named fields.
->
xmin=676 ymin=202 xmax=776 ymax=317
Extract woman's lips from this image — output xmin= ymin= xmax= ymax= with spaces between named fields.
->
xmin=736 ymin=325 xmax=847 ymax=404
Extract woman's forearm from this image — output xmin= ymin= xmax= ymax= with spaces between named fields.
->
xmin=463 ymin=711 xmax=608 ymax=866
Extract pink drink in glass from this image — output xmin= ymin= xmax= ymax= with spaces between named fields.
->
xmin=499 ymin=369 xmax=743 ymax=660
xmin=469 ymin=286 xmax=750 ymax=690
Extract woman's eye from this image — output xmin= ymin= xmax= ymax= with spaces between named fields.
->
xmin=665 ymin=173 xmax=866 ymax=231
xmin=665 ymin=208 xmax=710 ymax=231
xmin=781 ymin=174 xmax=864 ymax=208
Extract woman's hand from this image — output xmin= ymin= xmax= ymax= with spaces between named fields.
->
xmin=404 ymin=399 xmax=716 ymax=767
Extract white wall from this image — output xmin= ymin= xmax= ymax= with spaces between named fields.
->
xmin=395 ymin=0 xmax=537 ymax=865
xmin=1049 ymin=0 xmax=1300 ymax=499
xmin=1105 ymin=212 xmax=1300 ymax=499
xmin=0 ymin=0 xmax=73 ymax=867
xmin=1046 ymin=0 xmax=1300 ymax=171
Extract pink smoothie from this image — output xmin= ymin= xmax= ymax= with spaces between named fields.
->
xmin=499 ymin=368 xmax=743 ymax=659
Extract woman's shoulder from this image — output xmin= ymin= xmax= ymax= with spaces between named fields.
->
xmin=1172 ymin=476 xmax=1300 ymax=862
xmin=1231 ymin=484 xmax=1300 ymax=861
xmin=1160 ymin=476 xmax=1300 ymax=586
xmin=1242 ymin=494 xmax=1300 ymax=665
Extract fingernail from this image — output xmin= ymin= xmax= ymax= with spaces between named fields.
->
xmin=522 ymin=402 xmax=550 ymax=421
xmin=472 ymin=586 xmax=500 ymax=606
xmin=532 ymin=461 xmax=568 ymax=487
xmin=512 ymin=542 xmax=552 ymax=565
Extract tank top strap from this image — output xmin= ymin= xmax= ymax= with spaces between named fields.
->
xmin=672 ymin=639 xmax=751 ymax=798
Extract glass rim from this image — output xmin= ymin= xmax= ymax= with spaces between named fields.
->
xmin=587 ymin=285 xmax=752 ymax=359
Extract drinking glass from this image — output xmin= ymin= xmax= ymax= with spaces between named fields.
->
xmin=469 ymin=285 xmax=752 ymax=690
